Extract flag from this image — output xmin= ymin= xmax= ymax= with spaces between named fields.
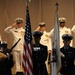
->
xmin=51 ymin=3 xmax=61 ymax=75
xmin=22 ymin=6 xmax=33 ymax=75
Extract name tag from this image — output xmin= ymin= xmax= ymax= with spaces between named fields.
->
xmin=33 ymin=47 xmax=40 ymax=51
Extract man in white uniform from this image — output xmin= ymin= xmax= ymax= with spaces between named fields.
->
xmin=35 ymin=22 xmax=52 ymax=74
xmin=71 ymin=25 xmax=75 ymax=47
xmin=50 ymin=17 xmax=72 ymax=49
xmin=4 ymin=18 xmax=25 ymax=75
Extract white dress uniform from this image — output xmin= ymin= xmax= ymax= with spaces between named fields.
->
xmin=72 ymin=25 xmax=75 ymax=32
xmin=50 ymin=17 xmax=73 ymax=49
xmin=50 ymin=26 xmax=72 ymax=48
xmin=71 ymin=25 xmax=75 ymax=47
xmin=4 ymin=26 xmax=25 ymax=72
xmin=40 ymin=31 xmax=52 ymax=50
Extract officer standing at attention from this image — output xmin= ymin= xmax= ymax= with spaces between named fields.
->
xmin=32 ymin=31 xmax=48 ymax=75
xmin=59 ymin=34 xmax=75 ymax=75
xmin=35 ymin=22 xmax=52 ymax=74
xmin=71 ymin=25 xmax=75 ymax=47
xmin=35 ymin=22 xmax=51 ymax=52
xmin=4 ymin=18 xmax=25 ymax=75
xmin=49 ymin=17 xmax=72 ymax=48
xmin=49 ymin=18 xmax=73 ymax=74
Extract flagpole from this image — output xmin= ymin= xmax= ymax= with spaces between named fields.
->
xmin=22 ymin=1 xmax=33 ymax=75
xmin=51 ymin=2 xmax=60 ymax=75
xmin=55 ymin=2 xmax=59 ymax=14
xmin=26 ymin=0 xmax=31 ymax=6
xmin=26 ymin=0 xmax=28 ymax=6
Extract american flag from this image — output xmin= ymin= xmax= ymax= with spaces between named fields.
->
xmin=22 ymin=6 xmax=33 ymax=75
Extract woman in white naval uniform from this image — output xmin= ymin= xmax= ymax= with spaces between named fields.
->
xmin=35 ymin=22 xmax=52 ymax=74
xmin=4 ymin=18 xmax=25 ymax=74
xmin=49 ymin=17 xmax=73 ymax=49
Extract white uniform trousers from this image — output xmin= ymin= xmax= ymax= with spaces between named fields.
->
xmin=13 ymin=50 xmax=23 ymax=73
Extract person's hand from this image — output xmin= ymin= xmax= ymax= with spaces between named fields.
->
xmin=34 ymin=26 xmax=40 ymax=31
xmin=48 ymin=50 xmax=52 ymax=54
xmin=11 ymin=23 xmax=16 ymax=28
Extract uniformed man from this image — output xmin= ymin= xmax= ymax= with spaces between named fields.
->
xmin=0 ymin=42 xmax=14 ymax=75
xmin=32 ymin=31 xmax=48 ymax=75
xmin=34 ymin=22 xmax=52 ymax=74
xmin=4 ymin=18 xmax=25 ymax=75
xmin=49 ymin=17 xmax=72 ymax=48
xmin=35 ymin=22 xmax=51 ymax=51
xmin=50 ymin=17 xmax=72 ymax=48
xmin=59 ymin=34 xmax=75 ymax=75
xmin=49 ymin=17 xmax=73 ymax=74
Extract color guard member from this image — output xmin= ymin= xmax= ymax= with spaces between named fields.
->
xmin=59 ymin=34 xmax=75 ymax=75
xmin=32 ymin=31 xmax=48 ymax=75
xmin=0 ymin=42 xmax=14 ymax=75
xmin=35 ymin=22 xmax=52 ymax=74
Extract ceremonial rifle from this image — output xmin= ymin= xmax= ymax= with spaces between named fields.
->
xmin=8 ymin=38 xmax=21 ymax=53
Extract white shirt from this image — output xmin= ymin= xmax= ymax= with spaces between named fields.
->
xmin=71 ymin=25 xmax=75 ymax=47
xmin=49 ymin=26 xmax=72 ymax=49
xmin=40 ymin=31 xmax=52 ymax=50
xmin=72 ymin=25 xmax=75 ymax=32
xmin=4 ymin=26 xmax=25 ymax=51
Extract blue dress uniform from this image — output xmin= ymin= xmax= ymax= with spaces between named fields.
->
xmin=32 ymin=31 xmax=48 ymax=75
xmin=0 ymin=42 xmax=14 ymax=75
xmin=35 ymin=22 xmax=52 ymax=73
xmin=60 ymin=34 xmax=75 ymax=75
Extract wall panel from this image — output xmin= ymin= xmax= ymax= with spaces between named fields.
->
xmin=0 ymin=0 xmax=74 ymax=47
